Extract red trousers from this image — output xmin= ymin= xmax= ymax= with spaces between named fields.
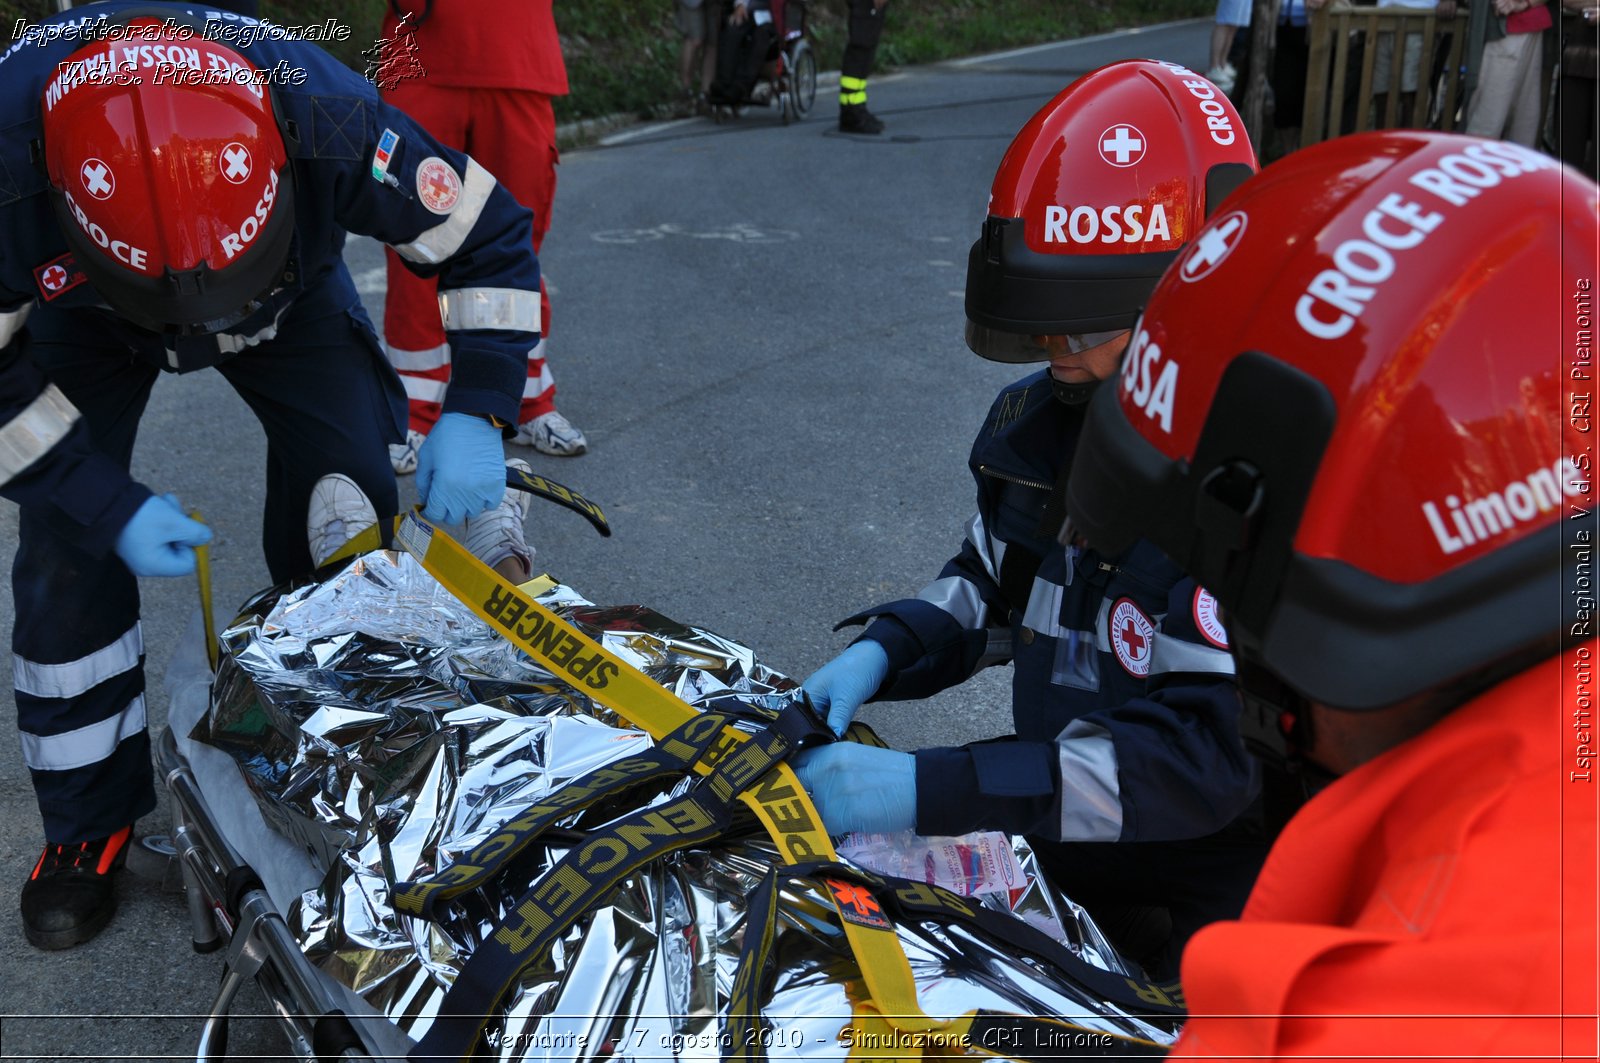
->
xmin=380 ymin=81 xmax=560 ymax=431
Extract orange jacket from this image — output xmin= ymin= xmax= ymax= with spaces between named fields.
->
xmin=1175 ymin=645 xmax=1598 ymax=1062
xmin=382 ymin=1 xmax=568 ymax=95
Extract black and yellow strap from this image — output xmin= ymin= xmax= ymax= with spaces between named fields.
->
xmin=394 ymin=709 xmax=737 ymax=920
xmin=781 ymin=861 xmax=1185 ymax=1020
xmin=411 ymin=723 xmax=796 ymax=1061
xmin=720 ymin=862 xmax=1174 ymax=1062
xmin=391 ymin=513 xmax=950 ymax=1058
xmin=722 ymin=868 xmax=780 ymax=1063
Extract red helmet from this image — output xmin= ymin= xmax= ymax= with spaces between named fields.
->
xmin=1064 ymin=131 xmax=1598 ymax=713
xmin=965 ymin=59 xmax=1258 ymax=363
xmin=40 ymin=14 xmax=295 ymax=335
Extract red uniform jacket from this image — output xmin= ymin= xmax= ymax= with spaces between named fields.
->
xmin=383 ymin=0 xmax=568 ymax=95
xmin=1175 ymin=645 xmax=1598 ymax=1061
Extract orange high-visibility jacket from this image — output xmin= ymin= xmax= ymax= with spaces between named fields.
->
xmin=1175 ymin=645 xmax=1598 ymax=1061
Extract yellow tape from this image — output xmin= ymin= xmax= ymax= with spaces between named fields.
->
xmin=391 ymin=511 xmax=947 ymax=1034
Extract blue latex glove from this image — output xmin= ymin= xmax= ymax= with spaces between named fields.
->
xmin=114 ymin=493 xmax=212 ymax=577
xmin=416 ymin=412 xmax=507 ymax=525
xmin=792 ymin=742 xmax=916 ymax=836
xmin=802 ymin=641 xmax=890 ymax=736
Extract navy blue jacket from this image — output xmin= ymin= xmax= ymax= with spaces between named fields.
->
xmin=849 ymin=371 xmax=1258 ymax=843
xmin=0 ymin=2 xmax=540 ymax=558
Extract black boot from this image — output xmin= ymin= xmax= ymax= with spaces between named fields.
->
xmin=20 ymin=825 xmax=130 ymax=950
xmin=839 ymin=102 xmax=885 ymax=134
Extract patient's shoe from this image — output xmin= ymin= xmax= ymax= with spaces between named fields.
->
xmin=308 ymin=473 xmax=378 ymax=568
xmin=389 ymin=428 xmax=426 ymax=476
xmin=21 ymin=825 xmax=131 ymax=950
xmin=514 ymin=410 xmax=587 ymax=456
xmin=463 ymin=459 xmax=536 ymax=580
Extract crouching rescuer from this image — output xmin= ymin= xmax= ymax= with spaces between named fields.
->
xmin=1 ymin=2 xmax=544 ymax=950
xmin=793 ymin=60 xmax=1264 ymax=977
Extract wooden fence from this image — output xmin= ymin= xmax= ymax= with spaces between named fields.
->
xmin=1301 ymin=5 xmax=1473 ymax=142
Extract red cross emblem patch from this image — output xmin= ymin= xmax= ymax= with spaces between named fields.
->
xmin=1109 ymin=597 xmax=1156 ymax=678
xmin=415 ymin=156 xmax=462 ymax=215
xmin=34 ymin=253 xmax=87 ymax=301
xmin=1192 ymin=587 xmax=1229 ymax=649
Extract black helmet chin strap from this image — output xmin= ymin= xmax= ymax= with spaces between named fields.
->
xmin=1051 ymin=376 xmax=1100 ymax=406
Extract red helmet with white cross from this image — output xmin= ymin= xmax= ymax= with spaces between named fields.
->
xmin=40 ymin=14 xmax=295 ymax=335
xmin=965 ymin=59 xmax=1257 ymax=363
xmin=1064 ymin=130 xmax=1598 ymax=714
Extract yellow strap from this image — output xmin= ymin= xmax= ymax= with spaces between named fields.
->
xmin=191 ymin=509 xmax=217 ymax=673
xmin=391 ymin=511 xmax=946 ymax=1033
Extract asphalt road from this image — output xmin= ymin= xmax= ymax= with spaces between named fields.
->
xmin=0 ymin=20 xmax=1210 ymax=1061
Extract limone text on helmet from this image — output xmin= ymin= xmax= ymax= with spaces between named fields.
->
xmin=1119 ymin=327 xmax=1177 ymax=433
xmin=220 ymin=170 xmax=279 ymax=260
xmin=1043 ymin=204 xmax=1171 ymax=246
xmin=60 ymin=188 xmax=149 ymax=271
xmin=1421 ymin=457 xmax=1584 ymax=555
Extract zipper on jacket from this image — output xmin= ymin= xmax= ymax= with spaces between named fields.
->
xmin=977 ymin=464 xmax=1053 ymax=491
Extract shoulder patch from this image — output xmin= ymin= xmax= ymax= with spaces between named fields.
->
xmin=1192 ymin=587 xmax=1229 ymax=649
xmin=34 ymin=253 xmax=86 ymax=301
xmin=1109 ymin=596 xmax=1156 ymax=678
xmin=416 ymin=156 xmax=461 ymax=214
xmin=371 ymin=127 xmax=400 ymax=182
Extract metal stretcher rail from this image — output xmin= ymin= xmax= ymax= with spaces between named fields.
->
xmin=156 ymin=726 xmax=381 ymax=1063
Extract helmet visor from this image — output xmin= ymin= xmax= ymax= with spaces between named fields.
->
xmin=964 ymin=321 xmax=1124 ymax=364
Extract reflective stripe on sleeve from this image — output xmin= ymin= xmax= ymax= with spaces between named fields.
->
xmin=0 ymin=384 xmax=81 ymax=487
xmin=1149 ymin=634 xmax=1236 ymax=677
xmin=1054 ymin=718 xmax=1124 ymax=841
xmin=21 ymin=694 xmax=147 ymax=772
xmin=387 ymin=342 xmax=451 ymax=372
xmin=393 ymin=158 xmax=495 ymax=265
xmin=14 ymin=625 xmax=143 ymax=699
xmin=916 ymin=575 xmax=989 ymax=631
xmin=1020 ymin=577 xmax=1064 ymax=638
xmin=965 ymin=510 xmax=1004 ymax=583
xmin=0 ymin=303 xmax=31 ymax=346
xmin=439 ymin=287 xmax=540 ymax=333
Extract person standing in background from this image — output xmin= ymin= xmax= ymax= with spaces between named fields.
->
xmin=1207 ymin=0 xmax=1250 ymax=93
xmin=838 ymin=0 xmax=891 ymax=134
xmin=380 ymin=0 xmax=589 ymax=473
xmin=676 ymin=0 xmax=726 ymax=111
xmin=1464 ymin=0 xmax=1553 ymax=145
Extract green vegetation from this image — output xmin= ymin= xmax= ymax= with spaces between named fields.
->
xmin=1 ymin=0 xmax=1210 ymax=129
xmin=555 ymin=0 xmax=1213 ymax=124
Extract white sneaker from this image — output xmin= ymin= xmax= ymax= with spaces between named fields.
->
xmin=1205 ymin=63 xmax=1237 ymax=95
xmin=389 ymin=428 xmax=426 ymax=476
xmin=514 ymin=411 xmax=588 ymax=457
xmin=462 ymin=459 xmax=535 ymax=576
xmin=308 ymin=473 xmax=378 ymax=568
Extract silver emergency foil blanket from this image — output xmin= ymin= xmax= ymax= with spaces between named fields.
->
xmin=197 ymin=550 xmax=1179 ymax=1059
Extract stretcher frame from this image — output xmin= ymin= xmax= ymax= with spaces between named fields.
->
xmin=155 ymin=724 xmax=403 ymax=1062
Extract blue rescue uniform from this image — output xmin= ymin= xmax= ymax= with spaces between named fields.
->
xmin=845 ymin=371 xmax=1269 ymax=971
xmin=0 ymin=3 xmax=543 ymax=843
